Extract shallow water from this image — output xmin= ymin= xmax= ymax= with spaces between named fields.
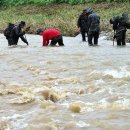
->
xmin=0 ymin=34 xmax=130 ymax=130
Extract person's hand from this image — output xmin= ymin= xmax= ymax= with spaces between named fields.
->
xmin=26 ymin=42 xmax=29 ymax=45
xmin=77 ymin=27 xmax=80 ymax=32
xmin=23 ymin=31 xmax=26 ymax=35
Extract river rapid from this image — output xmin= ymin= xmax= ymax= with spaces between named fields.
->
xmin=0 ymin=33 xmax=130 ymax=130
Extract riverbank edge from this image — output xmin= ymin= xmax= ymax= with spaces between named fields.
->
xmin=0 ymin=3 xmax=130 ymax=37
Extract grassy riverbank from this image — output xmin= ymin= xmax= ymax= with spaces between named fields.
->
xmin=0 ymin=3 xmax=130 ymax=36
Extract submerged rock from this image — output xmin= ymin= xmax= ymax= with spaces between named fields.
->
xmin=69 ymin=103 xmax=81 ymax=113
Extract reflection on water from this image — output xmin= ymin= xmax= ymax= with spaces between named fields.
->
xmin=0 ymin=34 xmax=130 ymax=130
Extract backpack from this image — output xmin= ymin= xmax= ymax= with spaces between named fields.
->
xmin=4 ymin=23 xmax=15 ymax=39
xmin=110 ymin=13 xmax=130 ymax=31
xmin=120 ymin=13 xmax=130 ymax=28
xmin=110 ymin=16 xmax=120 ymax=31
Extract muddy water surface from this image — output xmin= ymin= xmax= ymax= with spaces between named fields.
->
xmin=0 ymin=34 xmax=130 ymax=130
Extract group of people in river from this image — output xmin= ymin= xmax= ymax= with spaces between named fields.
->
xmin=78 ymin=7 xmax=130 ymax=46
xmin=3 ymin=7 xmax=130 ymax=47
xmin=4 ymin=21 xmax=64 ymax=47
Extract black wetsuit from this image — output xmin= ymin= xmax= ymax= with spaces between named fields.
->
xmin=88 ymin=12 xmax=100 ymax=46
xmin=77 ymin=13 xmax=88 ymax=41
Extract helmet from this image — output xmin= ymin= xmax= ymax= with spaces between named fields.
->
xmin=36 ymin=28 xmax=43 ymax=34
xmin=86 ymin=8 xmax=93 ymax=14
xmin=19 ymin=21 xmax=26 ymax=26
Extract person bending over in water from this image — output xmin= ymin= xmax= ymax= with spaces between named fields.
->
xmin=36 ymin=28 xmax=64 ymax=47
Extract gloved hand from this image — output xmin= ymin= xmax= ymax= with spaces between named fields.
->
xmin=23 ymin=31 xmax=26 ymax=35
xmin=26 ymin=41 xmax=29 ymax=45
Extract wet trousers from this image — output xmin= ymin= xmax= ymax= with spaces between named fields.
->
xmin=116 ymin=30 xmax=126 ymax=46
xmin=88 ymin=31 xmax=99 ymax=45
xmin=7 ymin=38 xmax=18 ymax=46
xmin=81 ymin=30 xmax=88 ymax=41
xmin=50 ymin=35 xmax=64 ymax=46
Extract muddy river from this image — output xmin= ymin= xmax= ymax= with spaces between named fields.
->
xmin=0 ymin=33 xmax=130 ymax=130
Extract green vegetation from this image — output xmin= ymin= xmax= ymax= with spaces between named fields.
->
xmin=0 ymin=0 xmax=130 ymax=6
xmin=0 ymin=3 xmax=130 ymax=36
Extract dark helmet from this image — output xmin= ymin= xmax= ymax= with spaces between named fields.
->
xmin=86 ymin=8 xmax=93 ymax=14
xmin=36 ymin=28 xmax=43 ymax=34
xmin=82 ymin=9 xmax=87 ymax=15
xmin=83 ymin=9 xmax=86 ymax=12
xmin=19 ymin=21 xmax=25 ymax=26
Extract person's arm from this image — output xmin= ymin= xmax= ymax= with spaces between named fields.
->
xmin=99 ymin=16 xmax=100 ymax=24
xmin=77 ymin=15 xmax=82 ymax=33
xmin=43 ymin=33 xmax=49 ymax=46
xmin=14 ymin=26 xmax=28 ymax=45
xmin=15 ymin=26 xmax=25 ymax=37
xmin=20 ymin=35 xmax=28 ymax=45
xmin=77 ymin=15 xmax=81 ymax=28
xmin=43 ymin=39 xmax=49 ymax=46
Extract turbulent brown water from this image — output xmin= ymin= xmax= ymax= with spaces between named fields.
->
xmin=0 ymin=33 xmax=130 ymax=130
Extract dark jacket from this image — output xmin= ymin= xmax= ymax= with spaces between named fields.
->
xmin=112 ymin=16 xmax=128 ymax=38
xmin=88 ymin=12 xmax=100 ymax=32
xmin=10 ymin=24 xmax=28 ymax=45
xmin=110 ymin=13 xmax=130 ymax=37
xmin=77 ymin=13 xmax=88 ymax=32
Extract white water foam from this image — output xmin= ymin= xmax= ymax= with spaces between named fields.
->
xmin=104 ymin=66 xmax=130 ymax=78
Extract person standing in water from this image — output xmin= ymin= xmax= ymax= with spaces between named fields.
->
xmin=110 ymin=13 xmax=130 ymax=46
xmin=77 ymin=9 xmax=89 ymax=42
xmin=87 ymin=8 xmax=100 ymax=46
xmin=8 ymin=21 xmax=29 ymax=46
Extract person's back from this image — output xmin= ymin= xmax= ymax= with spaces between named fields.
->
xmin=10 ymin=21 xmax=28 ymax=46
xmin=4 ymin=23 xmax=15 ymax=40
xmin=36 ymin=28 xmax=64 ymax=46
xmin=77 ymin=12 xmax=88 ymax=31
xmin=10 ymin=25 xmax=20 ymax=45
xmin=87 ymin=10 xmax=100 ymax=46
xmin=43 ymin=29 xmax=61 ymax=41
xmin=116 ymin=13 xmax=129 ymax=32
xmin=110 ymin=16 xmax=120 ymax=31
xmin=4 ymin=23 xmax=15 ymax=46
xmin=77 ymin=9 xmax=89 ymax=41
xmin=110 ymin=13 xmax=130 ymax=46
xmin=88 ymin=12 xmax=100 ymax=32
